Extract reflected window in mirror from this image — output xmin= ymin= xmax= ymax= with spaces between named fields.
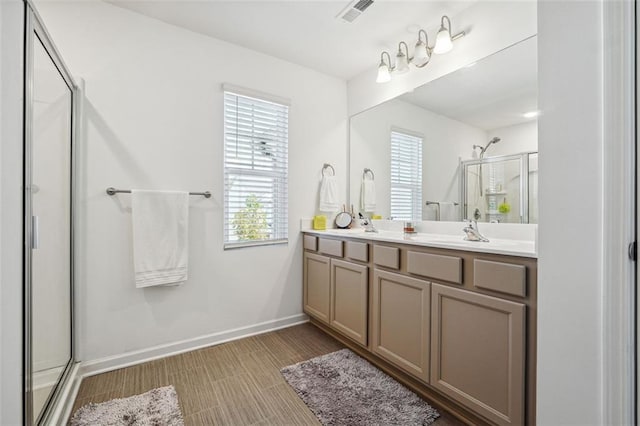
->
xmin=390 ymin=130 xmax=423 ymax=221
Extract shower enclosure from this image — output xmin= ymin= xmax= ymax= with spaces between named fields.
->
xmin=23 ymin=3 xmax=79 ymax=424
xmin=461 ymin=152 xmax=538 ymax=224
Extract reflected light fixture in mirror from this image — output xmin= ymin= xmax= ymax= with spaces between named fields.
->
xmin=376 ymin=15 xmax=465 ymax=83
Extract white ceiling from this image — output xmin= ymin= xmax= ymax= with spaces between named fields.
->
xmin=106 ymin=0 xmax=476 ymax=80
xmin=399 ymin=36 xmax=537 ymax=130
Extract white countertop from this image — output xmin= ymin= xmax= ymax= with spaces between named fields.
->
xmin=303 ymin=228 xmax=537 ymax=258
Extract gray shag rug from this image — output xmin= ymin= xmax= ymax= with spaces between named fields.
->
xmin=281 ymin=349 xmax=440 ymax=426
xmin=69 ymin=385 xmax=184 ymax=426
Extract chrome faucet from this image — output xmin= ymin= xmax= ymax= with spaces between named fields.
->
xmin=359 ymin=213 xmax=378 ymax=233
xmin=463 ymin=220 xmax=489 ymax=242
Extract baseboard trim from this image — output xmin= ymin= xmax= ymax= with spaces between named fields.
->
xmin=80 ymin=313 xmax=309 ymax=378
xmin=47 ymin=362 xmax=82 ymax=426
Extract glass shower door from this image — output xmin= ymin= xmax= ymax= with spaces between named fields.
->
xmin=462 ymin=153 xmax=536 ymax=224
xmin=25 ymin=7 xmax=76 ymax=424
xmin=30 ymin=34 xmax=73 ymax=421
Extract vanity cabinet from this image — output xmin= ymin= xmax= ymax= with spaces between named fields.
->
xmin=372 ymin=269 xmax=430 ymax=382
xmin=303 ymin=252 xmax=331 ymax=324
xmin=303 ymin=237 xmax=369 ymax=346
xmin=303 ymin=232 xmax=537 ymax=425
xmin=431 ymin=284 xmax=525 ymax=426
xmin=330 ymin=259 xmax=368 ymax=346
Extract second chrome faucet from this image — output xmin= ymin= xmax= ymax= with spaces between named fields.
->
xmin=463 ymin=220 xmax=489 ymax=242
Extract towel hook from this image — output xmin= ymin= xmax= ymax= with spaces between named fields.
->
xmin=322 ymin=163 xmax=335 ymax=176
xmin=363 ymin=168 xmax=375 ymax=180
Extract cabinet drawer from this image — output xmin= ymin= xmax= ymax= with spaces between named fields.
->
xmin=407 ymin=251 xmax=462 ymax=284
xmin=318 ymin=238 xmax=343 ymax=257
xmin=345 ymin=241 xmax=368 ymax=263
xmin=373 ymin=245 xmax=399 ymax=269
xmin=303 ymin=235 xmax=317 ymax=251
xmin=474 ymin=259 xmax=526 ymax=297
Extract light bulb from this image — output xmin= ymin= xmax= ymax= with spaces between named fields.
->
xmin=376 ymin=62 xmax=391 ymax=83
xmin=433 ymin=27 xmax=453 ymax=54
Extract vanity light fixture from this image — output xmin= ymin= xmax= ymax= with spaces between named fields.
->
xmin=376 ymin=51 xmax=392 ymax=83
xmin=376 ymin=15 xmax=465 ymax=83
xmin=412 ymin=30 xmax=431 ymax=67
xmin=433 ymin=15 xmax=454 ymax=54
xmin=395 ymin=42 xmax=410 ymax=74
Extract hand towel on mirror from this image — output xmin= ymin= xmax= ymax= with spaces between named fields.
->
xmin=132 ymin=190 xmax=189 ymax=288
xmin=319 ymin=175 xmax=339 ymax=212
xmin=360 ymin=179 xmax=376 ymax=212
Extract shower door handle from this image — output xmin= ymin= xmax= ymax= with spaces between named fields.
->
xmin=31 ymin=215 xmax=39 ymax=249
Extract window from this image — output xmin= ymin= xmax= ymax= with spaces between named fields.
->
xmin=390 ymin=129 xmax=423 ymax=221
xmin=223 ymin=87 xmax=289 ymax=249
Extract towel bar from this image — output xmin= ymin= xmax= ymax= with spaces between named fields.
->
xmin=106 ymin=187 xmax=211 ymax=198
xmin=426 ymin=201 xmax=460 ymax=221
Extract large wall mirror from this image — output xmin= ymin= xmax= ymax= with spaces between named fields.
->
xmin=350 ymin=36 xmax=537 ymax=224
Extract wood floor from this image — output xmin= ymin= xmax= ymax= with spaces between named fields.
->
xmin=71 ymin=323 xmax=464 ymax=425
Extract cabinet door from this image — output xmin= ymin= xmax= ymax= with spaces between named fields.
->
xmin=303 ymin=252 xmax=331 ymax=324
xmin=430 ymin=284 xmax=525 ymax=426
xmin=372 ymin=270 xmax=430 ymax=382
xmin=330 ymin=259 xmax=368 ymax=346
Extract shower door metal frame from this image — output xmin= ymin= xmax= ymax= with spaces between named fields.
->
xmin=23 ymin=1 xmax=79 ymax=424
xmin=460 ymin=151 xmax=536 ymax=224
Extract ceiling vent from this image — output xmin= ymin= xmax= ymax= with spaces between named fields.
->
xmin=337 ymin=0 xmax=374 ymax=23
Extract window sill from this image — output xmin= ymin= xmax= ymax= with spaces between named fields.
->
xmin=224 ymin=238 xmax=288 ymax=250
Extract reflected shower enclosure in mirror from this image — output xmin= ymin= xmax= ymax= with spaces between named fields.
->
xmin=24 ymin=4 xmax=78 ymax=425
xmin=349 ymin=36 xmax=538 ymax=223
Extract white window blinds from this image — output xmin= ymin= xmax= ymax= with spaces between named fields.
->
xmin=224 ymin=90 xmax=289 ymax=249
xmin=390 ymin=130 xmax=423 ymax=221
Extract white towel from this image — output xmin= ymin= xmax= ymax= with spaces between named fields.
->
xmin=132 ymin=190 xmax=189 ymax=288
xmin=360 ymin=179 xmax=376 ymax=212
xmin=319 ymin=175 xmax=339 ymax=212
xmin=440 ymin=202 xmax=458 ymax=221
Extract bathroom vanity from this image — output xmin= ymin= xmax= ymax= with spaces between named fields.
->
xmin=302 ymin=229 xmax=537 ymax=426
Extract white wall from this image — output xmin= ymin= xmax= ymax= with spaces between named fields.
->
xmin=347 ymin=1 xmax=538 ymax=116
xmin=537 ymin=1 xmax=604 ymax=424
xmin=349 ymin=99 xmax=486 ymax=220
xmin=36 ymin=1 xmax=348 ymax=363
xmin=487 ymin=120 xmax=538 ymax=156
xmin=0 ymin=1 xmax=24 ymax=424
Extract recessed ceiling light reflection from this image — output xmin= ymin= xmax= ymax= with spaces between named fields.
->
xmin=522 ymin=111 xmax=540 ymax=118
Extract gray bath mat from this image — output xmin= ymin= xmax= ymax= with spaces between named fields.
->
xmin=281 ymin=348 xmax=440 ymax=425
xmin=70 ymin=385 xmax=184 ymax=426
